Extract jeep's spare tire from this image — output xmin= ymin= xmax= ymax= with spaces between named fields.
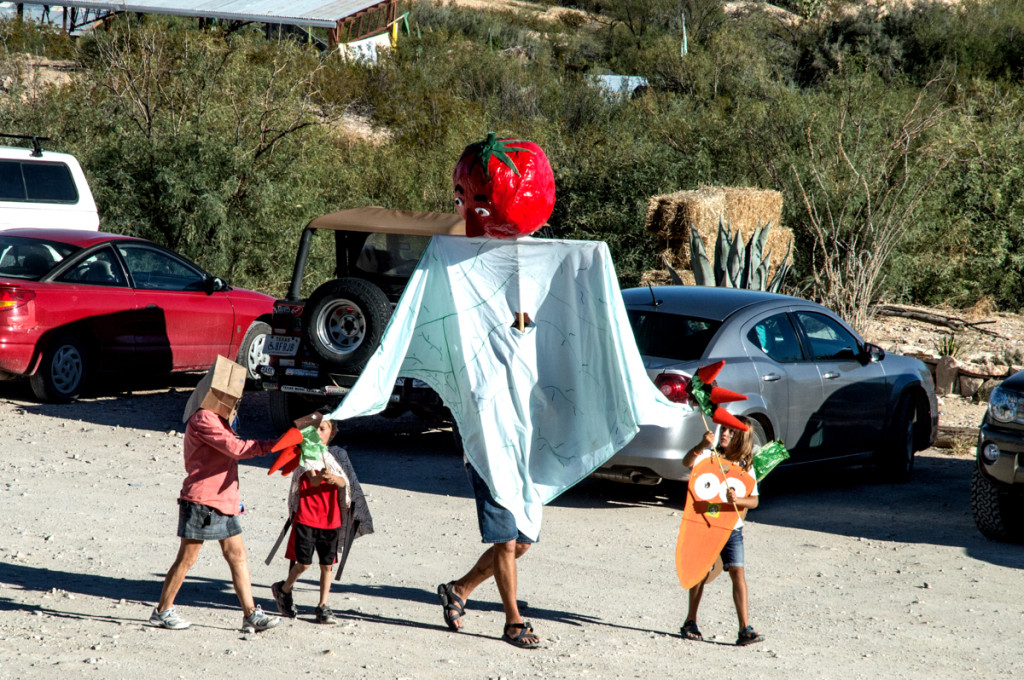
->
xmin=304 ymin=277 xmax=392 ymax=372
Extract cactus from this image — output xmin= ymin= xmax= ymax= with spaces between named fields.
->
xmin=689 ymin=227 xmax=713 ymax=286
xmin=689 ymin=217 xmax=790 ymax=291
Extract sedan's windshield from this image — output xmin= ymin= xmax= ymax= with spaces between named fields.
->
xmin=626 ymin=309 xmax=721 ymax=361
xmin=0 ymin=235 xmax=80 ymax=280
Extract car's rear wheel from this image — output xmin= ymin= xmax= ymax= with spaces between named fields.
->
xmin=304 ymin=278 xmax=391 ymax=373
xmin=237 ymin=320 xmax=271 ymax=384
xmin=747 ymin=417 xmax=770 ymax=451
xmin=970 ymin=466 xmax=1024 ymax=543
xmin=881 ymin=396 xmax=916 ymax=483
xmin=30 ymin=334 xmax=88 ymax=402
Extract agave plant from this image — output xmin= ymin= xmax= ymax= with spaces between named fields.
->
xmin=688 ymin=217 xmax=790 ymax=292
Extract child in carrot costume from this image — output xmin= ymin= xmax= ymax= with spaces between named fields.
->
xmin=680 ymin=417 xmax=765 ymax=647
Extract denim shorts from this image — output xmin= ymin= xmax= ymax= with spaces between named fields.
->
xmin=720 ymin=528 xmax=745 ymax=569
xmin=466 ymin=463 xmax=536 ymax=545
xmin=177 ymin=499 xmax=242 ymax=541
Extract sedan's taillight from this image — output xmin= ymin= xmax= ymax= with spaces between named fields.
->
xmin=0 ymin=287 xmax=35 ymax=313
xmin=654 ymin=373 xmax=693 ymax=405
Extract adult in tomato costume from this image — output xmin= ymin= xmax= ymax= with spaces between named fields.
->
xmin=328 ymin=133 xmax=687 ymax=648
xmin=444 ymin=133 xmax=558 ymax=648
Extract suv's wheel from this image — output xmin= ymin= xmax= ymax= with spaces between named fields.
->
xmin=237 ymin=321 xmax=271 ymax=385
xmin=881 ymin=396 xmax=916 ymax=483
xmin=304 ymin=278 xmax=391 ymax=372
xmin=30 ymin=334 xmax=88 ymax=402
xmin=268 ymin=390 xmax=322 ymax=435
xmin=971 ymin=466 xmax=1024 ymax=543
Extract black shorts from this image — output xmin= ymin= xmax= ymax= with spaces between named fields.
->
xmin=289 ymin=523 xmax=341 ymax=566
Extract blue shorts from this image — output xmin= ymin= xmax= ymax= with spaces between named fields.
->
xmin=177 ymin=499 xmax=242 ymax=541
xmin=720 ymin=528 xmax=745 ymax=569
xmin=466 ymin=463 xmax=536 ymax=545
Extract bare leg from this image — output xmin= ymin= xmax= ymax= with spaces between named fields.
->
xmin=157 ymin=538 xmax=203 ymax=611
xmin=220 ymin=534 xmax=255 ymax=617
xmin=318 ymin=565 xmax=333 ymax=607
xmin=685 ymin=575 xmax=707 ymax=628
xmin=282 ymin=562 xmax=309 ymax=594
xmin=451 ymin=542 xmax=530 ymax=606
xmin=491 ymin=540 xmax=538 ymax=645
xmin=492 ymin=540 xmax=523 ymax=625
xmin=447 ymin=541 xmax=530 ymax=630
xmin=729 ymin=566 xmax=749 ymax=630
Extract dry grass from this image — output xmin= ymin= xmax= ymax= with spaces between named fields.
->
xmin=0 ymin=55 xmax=79 ymax=104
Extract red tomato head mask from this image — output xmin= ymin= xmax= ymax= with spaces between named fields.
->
xmin=452 ymin=132 xmax=556 ymax=238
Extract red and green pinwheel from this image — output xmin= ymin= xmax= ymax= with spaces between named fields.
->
xmin=687 ymin=360 xmax=750 ymax=432
xmin=688 ymin=360 xmax=792 ymax=479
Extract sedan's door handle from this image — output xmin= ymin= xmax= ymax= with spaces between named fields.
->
xmin=823 ymin=371 xmax=840 ymax=379
xmin=762 ymin=373 xmax=782 ymax=382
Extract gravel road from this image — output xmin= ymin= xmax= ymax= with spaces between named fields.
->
xmin=1 ymin=383 xmax=1021 ymax=679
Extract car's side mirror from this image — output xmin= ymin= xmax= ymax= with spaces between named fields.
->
xmin=203 ymin=276 xmax=227 ymax=295
xmin=860 ymin=342 xmax=885 ymax=364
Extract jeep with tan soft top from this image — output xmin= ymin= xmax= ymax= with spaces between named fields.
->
xmin=259 ymin=207 xmax=465 ymax=433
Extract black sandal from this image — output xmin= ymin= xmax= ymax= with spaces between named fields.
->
xmin=681 ymin=619 xmax=703 ymax=641
xmin=502 ymin=621 xmax=540 ymax=649
xmin=437 ymin=582 xmax=466 ymax=632
xmin=736 ymin=625 xmax=765 ymax=646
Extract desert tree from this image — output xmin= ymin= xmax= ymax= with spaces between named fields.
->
xmin=789 ymin=73 xmax=958 ymax=331
xmin=75 ymin=17 xmax=341 ymax=289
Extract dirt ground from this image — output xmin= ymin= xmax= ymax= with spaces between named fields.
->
xmin=1 ymin=367 xmax=1022 ymax=679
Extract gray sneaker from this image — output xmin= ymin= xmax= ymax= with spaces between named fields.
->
xmin=315 ymin=604 xmax=337 ymax=625
xmin=271 ymin=581 xmax=297 ymax=618
xmin=149 ymin=607 xmax=191 ymax=630
xmin=242 ymin=605 xmax=281 ymax=633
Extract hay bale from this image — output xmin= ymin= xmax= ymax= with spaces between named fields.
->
xmin=644 ymin=185 xmax=793 ymax=283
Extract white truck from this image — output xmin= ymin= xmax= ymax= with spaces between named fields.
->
xmin=0 ymin=134 xmax=99 ymax=231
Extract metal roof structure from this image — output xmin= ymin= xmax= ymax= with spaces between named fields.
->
xmin=10 ymin=0 xmax=398 ymax=42
xmin=52 ymin=0 xmax=377 ymax=28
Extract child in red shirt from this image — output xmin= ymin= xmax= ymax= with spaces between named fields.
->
xmin=272 ymin=417 xmax=347 ymax=624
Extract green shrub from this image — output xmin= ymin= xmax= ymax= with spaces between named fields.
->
xmin=1 ymin=2 xmax=1023 ymax=313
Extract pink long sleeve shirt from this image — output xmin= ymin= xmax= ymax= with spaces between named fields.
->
xmin=179 ymin=409 xmax=273 ymax=516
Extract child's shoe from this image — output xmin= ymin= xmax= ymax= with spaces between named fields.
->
xmin=736 ymin=625 xmax=764 ymax=646
xmin=315 ymin=604 xmax=337 ymax=625
xmin=242 ymin=605 xmax=281 ymax=633
xmin=271 ymin=580 xmax=297 ymax=618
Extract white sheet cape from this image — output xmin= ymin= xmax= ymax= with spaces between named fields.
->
xmin=328 ymin=236 xmax=687 ymax=540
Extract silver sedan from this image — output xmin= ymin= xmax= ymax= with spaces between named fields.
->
xmin=596 ymin=287 xmax=938 ymax=484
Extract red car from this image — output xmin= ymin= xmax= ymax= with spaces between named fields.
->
xmin=0 ymin=229 xmax=274 ymax=401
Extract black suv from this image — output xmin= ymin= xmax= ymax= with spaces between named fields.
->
xmin=971 ymin=371 xmax=1024 ymax=542
xmin=260 ymin=207 xmax=465 ymax=433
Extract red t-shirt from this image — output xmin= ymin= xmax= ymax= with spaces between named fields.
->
xmin=293 ymin=471 xmax=341 ymax=530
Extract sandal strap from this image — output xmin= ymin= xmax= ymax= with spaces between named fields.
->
xmin=504 ymin=621 xmax=534 ymax=638
xmin=440 ymin=583 xmax=466 ymax=614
